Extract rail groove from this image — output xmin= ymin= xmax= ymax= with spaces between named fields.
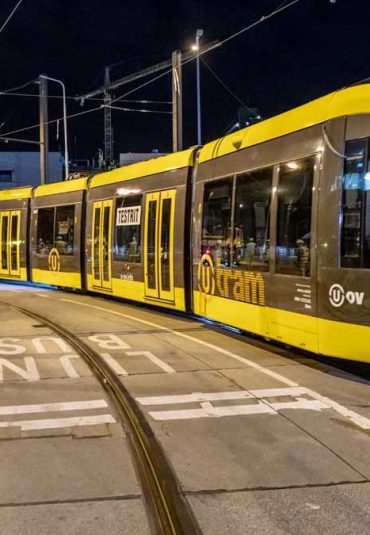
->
xmin=4 ymin=301 xmax=200 ymax=535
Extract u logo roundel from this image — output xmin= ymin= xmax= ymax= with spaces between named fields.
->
xmin=48 ymin=248 xmax=60 ymax=272
xmin=197 ymin=254 xmax=215 ymax=295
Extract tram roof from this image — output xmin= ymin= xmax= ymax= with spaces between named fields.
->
xmin=199 ymin=84 xmax=370 ymax=163
xmin=0 ymin=187 xmax=33 ymax=201
xmin=89 ymin=148 xmax=196 ymax=189
xmin=34 ymin=177 xmax=89 ymax=197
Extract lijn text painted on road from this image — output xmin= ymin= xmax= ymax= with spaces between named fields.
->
xmin=136 ymin=386 xmax=370 ymax=429
xmin=0 ymin=334 xmax=174 ymax=381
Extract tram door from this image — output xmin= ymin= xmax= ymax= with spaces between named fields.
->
xmin=91 ymin=200 xmax=113 ymax=290
xmin=0 ymin=211 xmax=21 ymax=277
xmin=144 ymin=190 xmax=176 ymax=301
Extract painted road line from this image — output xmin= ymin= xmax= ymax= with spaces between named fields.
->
xmin=59 ymin=355 xmax=80 ymax=378
xmin=100 ymin=352 xmax=128 ymax=376
xmin=126 ymin=350 xmax=176 ymax=374
xmin=0 ymin=399 xmax=108 ymax=416
xmin=60 ymin=298 xmax=370 ymax=430
xmin=137 ymin=391 xmax=253 ymax=405
xmin=0 ymin=414 xmax=115 ymax=431
xmin=137 ymin=388 xmax=331 ymax=421
xmin=61 ymin=298 xmax=297 ymax=386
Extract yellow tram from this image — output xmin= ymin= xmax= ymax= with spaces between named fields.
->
xmin=0 ymin=83 xmax=369 ymax=362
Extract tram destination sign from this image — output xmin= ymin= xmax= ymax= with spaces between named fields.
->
xmin=116 ymin=206 xmax=141 ymax=226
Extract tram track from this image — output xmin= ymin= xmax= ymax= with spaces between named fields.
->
xmin=1 ymin=300 xmax=200 ymax=535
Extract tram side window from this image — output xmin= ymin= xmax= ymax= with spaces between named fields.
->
xmin=55 ymin=205 xmax=74 ymax=255
xmin=37 ymin=208 xmax=54 ymax=254
xmin=233 ymin=167 xmax=273 ymax=271
xmin=341 ymin=139 xmax=370 ymax=268
xmin=37 ymin=205 xmax=75 ymax=255
xmin=276 ymin=157 xmax=315 ymax=276
xmin=202 ymin=178 xmax=233 ymax=266
xmin=114 ymin=195 xmax=142 ymax=262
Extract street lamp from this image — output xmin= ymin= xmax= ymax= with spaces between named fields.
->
xmin=39 ymin=75 xmax=69 ymax=180
xmin=192 ymin=29 xmax=203 ymax=146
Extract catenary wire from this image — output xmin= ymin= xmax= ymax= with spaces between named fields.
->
xmin=0 ymin=0 xmax=301 ymax=140
xmin=0 ymin=91 xmax=171 ymax=104
xmin=0 ymin=0 xmax=23 ymax=36
xmin=200 ymin=57 xmax=248 ymax=108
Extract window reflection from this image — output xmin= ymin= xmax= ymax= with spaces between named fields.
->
xmin=37 ymin=206 xmax=75 ymax=256
xmin=276 ymin=157 xmax=314 ymax=276
xmin=114 ymin=195 xmax=142 ymax=263
xmin=341 ymin=139 xmax=370 ymax=268
xmin=201 ymin=178 xmax=232 ymax=266
xmin=233 ymin=168 xmax=273 ymax=271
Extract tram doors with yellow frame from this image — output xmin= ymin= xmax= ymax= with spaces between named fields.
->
xmin=0 ymin=211 xmax=21 ymax=277
xmin=91 ymin=200 xmax=113 ymax=290
xmin=144 ymin=190 xmax=176 ymax=302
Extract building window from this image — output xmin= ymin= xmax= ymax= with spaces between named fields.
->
xmin=114 ymin=195 xmax=142 ymax=262
xmin=37 ymin=205 xmax=75 ymax=255
xmin=276 ymin=156 xmax=315 ymax=276
xmin=341 ymin=138 xmax=370 ymax=269
xmin=202 ymin=177 xmax=233 ymax=266
xmin=0 ymin=170 xmax=12 ymax=182
xmin=233 ymin=167 xmax=273 ymax=271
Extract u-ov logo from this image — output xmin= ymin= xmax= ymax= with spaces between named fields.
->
xmin=48 ymin=248 xmax=60 ymax=272
xmin=328 ymin=283 xmax=364 ymax=308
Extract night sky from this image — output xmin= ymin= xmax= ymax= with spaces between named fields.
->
xmin=0 ymin=0 xmax=369 ymax=163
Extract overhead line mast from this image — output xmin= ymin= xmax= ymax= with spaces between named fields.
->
xmin=76 ymin=41 xmax=219 ymax=165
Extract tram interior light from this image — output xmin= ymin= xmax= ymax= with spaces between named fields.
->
xmin=287 ymin=161 xmax=299 ymax=170
xmin=116 ymin=187 xmax=141 ymax=196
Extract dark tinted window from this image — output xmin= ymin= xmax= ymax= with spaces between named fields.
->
xmin=233 ymin=167 xmax=273 ymax=271
xmin=276 ymin=157 xmax=315 ymax=276
xmin=37 ymin=205 xmax=75 ymax=255
xmin=202 ymin=178 xmax=233 ymax=266
xmin=114 ymin=195 xmax=142 ymax=262
xmin=341 ymin=139 xmax=370 ymax=268
xmin=37 ymin=208 xmax=54 ymax=254
xmin=55 ymin=205 xmax=74 ymax=255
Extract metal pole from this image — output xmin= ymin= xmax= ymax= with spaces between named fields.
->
xmin=39 ymin=75 xmax=48 ymax=184
xmin=172 ymin=50 xmax=183 ymax=152
xmin=195 ymin=29 xmax=203 ymax=146
xmin=104 ymin=66 xmax=114 ymax=167
xmin=39 ymin=75 xmax=69 ymax=180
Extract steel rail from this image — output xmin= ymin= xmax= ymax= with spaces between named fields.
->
xmin=3 ymin=301 xmax=200 ymax=535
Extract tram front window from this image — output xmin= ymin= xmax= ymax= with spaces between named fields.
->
xmin=202 ymin=177 xmax=233 ymax=266
xmin=276 ymin=157 xmax=314 ymax=277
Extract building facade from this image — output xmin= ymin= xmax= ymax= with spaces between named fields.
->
xmin=0 ymin=152 xmax=64 ymax=189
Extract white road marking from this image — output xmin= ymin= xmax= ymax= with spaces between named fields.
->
xmin=126 ymin=350 xmax=176 ymax=374
xmin=0 ymin=414 xmax=115 ymax=431
xmin=100 ymin=352 xmax=128 ymax=376
xmin=60 ymin=298 xmax=370 ymax=430
xmin=137 ymin=387 xmax=331 ymax=421
xmin=0 ymin=399 xmax=108 ymax=416
xmin=0 ymin=357 xmax=39 ymax=381
xmin=36 ymin=293 xmax=50 ymax=298
xmin=61 ymin=298 xmax=297 ymax=386
xmin=32 ymin=337 xmax=71 ymax=354
xmin=137 ymin=391 xmax=254 ymax=405
xmin=59 ymin=355 xmax=80 ymax=378
xmin=0 ymin=338 xmax=26 ymax=355
xmin=150 ymin=403 xmax=277 ymax=420
xmin=88 ymin=334 xmax=131 ymax=350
